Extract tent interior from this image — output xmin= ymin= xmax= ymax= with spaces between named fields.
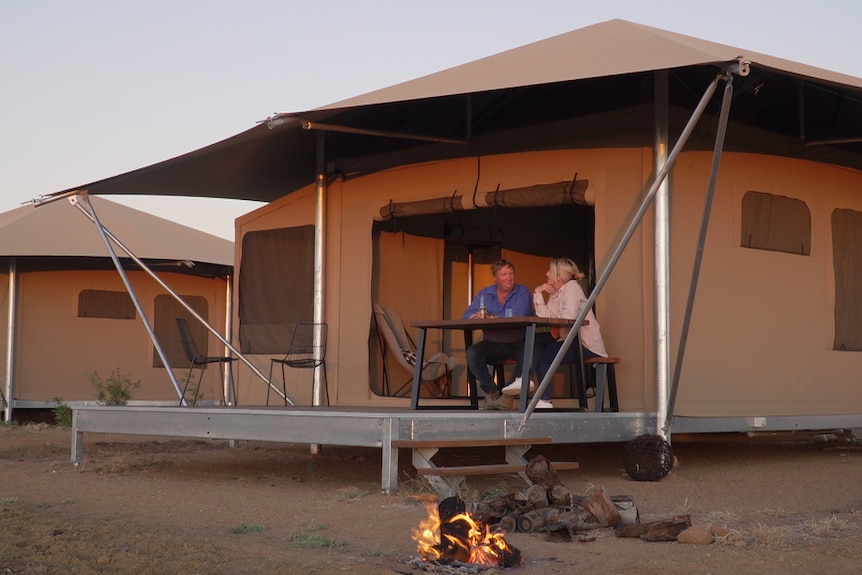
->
xmin=369 ymin=201 xmax=595 ymax=398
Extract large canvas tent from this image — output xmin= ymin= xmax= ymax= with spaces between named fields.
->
xmin=0 ymin=196 xmax=234 ymax=420
xmin=41 ymin=20 xmax=862 ymax=435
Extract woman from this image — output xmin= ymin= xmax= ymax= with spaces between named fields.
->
xmin=501 ymin=257 xmax=607 ymax=408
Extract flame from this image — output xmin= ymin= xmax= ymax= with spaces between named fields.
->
xmin=412 ymin=503 xmax=518 ymax=567
xmin=411 ymin=503 xmax=443 ymax=560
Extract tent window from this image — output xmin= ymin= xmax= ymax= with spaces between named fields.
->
xmin=239 ymin=225 xmax=315 ymax=354
xmin=77 ymin=289 xmax=136 ymax=320
xmin=740 ymin=191 xmax=811 ymax=255
xmin=832 ymin=208 xmax=862 ymax=351
xmin=152 ymin=294 xmax=209 ymax=367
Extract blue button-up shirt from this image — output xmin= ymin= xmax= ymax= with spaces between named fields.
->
xmin=463 ymin=284 xmax=533 ymax=342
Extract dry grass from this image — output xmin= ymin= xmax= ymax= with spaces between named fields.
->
xmin=396 ymin=475 xmax=440 ymax=497
xmin=752 ymin=507 xmax=792 ymax=519
xmin=335 ymin=486 xmax=370 ymax=502
xmin=750 ymin=522 xmax=794 ymax=547
xmin=703 ymin=510 xmax=742 ymax=525
xmin=806 ymin=514 xmax=852 ymax=537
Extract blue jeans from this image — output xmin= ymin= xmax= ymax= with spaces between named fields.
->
xmin=532 ymin=333 xmax=599 ymax=400
xmin=466 ymin=339 xmax=524 ymax=394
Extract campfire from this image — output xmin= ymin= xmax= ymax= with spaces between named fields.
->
xmin=412 ymin=496 xmax=522 ymax=569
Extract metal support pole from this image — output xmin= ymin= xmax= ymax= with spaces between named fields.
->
xmin=223 ymin=273 xmax=235 ymax=405
xmin=310 ymin=132 xmax=327 ymax=455
xmin=665 ymin=74 xmax=736 ymax=433
xmin=654 ymin=71 xmax=670 ymax=439
xmin=521 ymin=72 xmax=723 ymax=425
xmin=3 ymin=258 xmax=17 ymax=422
xmin=312 ymin=131 xmax=327 ymax=409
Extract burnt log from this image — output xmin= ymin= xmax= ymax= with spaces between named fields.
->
xmin=437 ymin=497 xmax=471 ymax=562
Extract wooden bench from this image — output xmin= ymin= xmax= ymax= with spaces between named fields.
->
xmin=583 ymin=356 xmax=620 ymax=412
xmin=391 ymin=437 xmax=578 ymax=496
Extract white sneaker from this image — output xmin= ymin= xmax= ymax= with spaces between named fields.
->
xmin=501 ymin=377 xmax=536 ymax=396
xmin=535 ymin=399 xmax=554 ymax=409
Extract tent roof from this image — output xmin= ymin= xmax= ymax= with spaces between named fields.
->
xmin=0 ymin=196 xmax=233 ymax=268
xmin=321 ymin=19 xmax=862 ymax=109
xmin=44 ymin=19 xmax=862 ymax=204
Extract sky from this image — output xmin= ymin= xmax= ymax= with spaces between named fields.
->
xmin=2 ymin=0 xmax=861 ymax=241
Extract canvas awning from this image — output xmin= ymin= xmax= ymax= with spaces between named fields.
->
xmin=37 ymin=19 xmax=862 ymax=205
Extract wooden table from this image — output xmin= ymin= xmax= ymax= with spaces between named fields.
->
xmin=410 ymin=316 xmax=577 ymax=411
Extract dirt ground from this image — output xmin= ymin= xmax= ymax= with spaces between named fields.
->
xmin=1 ymin=423 xmax=861 ymax=575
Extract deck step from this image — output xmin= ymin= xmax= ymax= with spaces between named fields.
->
xmin=391 ymin=437 xmax=552 ymax=449
xmin=415 ymin=461 xmax=580 ymax=477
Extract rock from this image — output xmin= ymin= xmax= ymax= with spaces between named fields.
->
xmin=677 ymin=524 xmax=714 ymax=545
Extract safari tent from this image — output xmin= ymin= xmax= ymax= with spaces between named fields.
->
xmin=0 ymin=196 xmax=234 ymax=420
xmin=41 ymin=20 xmax=862 ymax=436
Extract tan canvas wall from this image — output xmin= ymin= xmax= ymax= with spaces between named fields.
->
xmin=669 ymin=154 xmax=862 ymax=416
xmin=4 ymin=269 xmax=228 ymax=403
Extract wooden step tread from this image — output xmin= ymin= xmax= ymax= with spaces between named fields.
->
xmin=416 ymin=461 xmax=579 ymax=477
xmin=392 ymin=437 xmax=551 ymax=449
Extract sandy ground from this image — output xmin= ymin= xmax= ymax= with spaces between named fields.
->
xmin=1 ymin=423 xmax=861 ymax=575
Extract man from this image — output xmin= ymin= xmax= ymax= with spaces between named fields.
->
xmin=463 ymin=259 xmax=533 ymax=409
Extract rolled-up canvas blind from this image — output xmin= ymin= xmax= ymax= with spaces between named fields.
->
xmin=377 ymin=179 xmax=591 ymax=220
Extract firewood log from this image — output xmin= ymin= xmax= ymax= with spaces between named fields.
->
xmin=494 ymin=514 xmax=517 ymax=534
xmin=549 ymin=483 xmax=574 ymax=507
xmin=581 ymin=485 xmax=622 ymax=527
xmin=525 ymin=454 xmax=561 ymax=489
xmin=616 ymin=515 xmax=691 ymax=541
xmin=526 ymin=484 xmax=549 ymax=508
xmin=641 ymin=515 xmax=691 ymax=541
xmin=516 ymin=507 xmax=557 ymax=532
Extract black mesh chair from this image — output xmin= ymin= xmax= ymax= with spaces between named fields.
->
xmin=268 ymin=322 xmax=328 ymax=406
xmin=176 ymin=317 xmax=236 ymax=406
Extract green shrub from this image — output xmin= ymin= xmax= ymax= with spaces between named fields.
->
xmin=231 ymin=523 xmax=265 ymax=534
xmin=91 ymin=369 xmax=141 ymax=405
xmin=52 ymin=396 xmax=73 ymax=426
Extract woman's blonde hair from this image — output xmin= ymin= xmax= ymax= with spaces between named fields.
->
xmin=548 ymin=257 xmax=583 ymax=283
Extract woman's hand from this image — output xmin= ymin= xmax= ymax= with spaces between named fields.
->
xmin=534 ymin=282 xmax=555 ymax=296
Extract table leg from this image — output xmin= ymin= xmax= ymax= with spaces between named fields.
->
xmin=518 ymin=323 xmax=537 ymax=412
xmin=462 ymin=329 xmax=478 ymax=409
xmin=410 ymin=328 xmax=427 ymax=410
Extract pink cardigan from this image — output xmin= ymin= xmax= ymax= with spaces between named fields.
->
xmin=533 ymin=280 xmax=608 ymax=357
